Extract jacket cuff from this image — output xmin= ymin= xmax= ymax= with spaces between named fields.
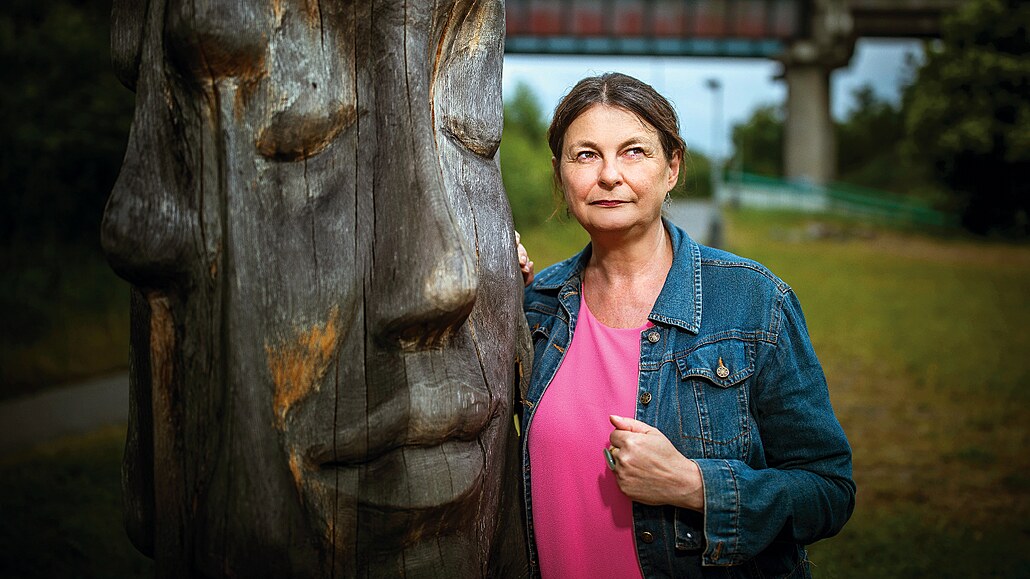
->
xmin=694 ymin=458 xmax=745 ymax=566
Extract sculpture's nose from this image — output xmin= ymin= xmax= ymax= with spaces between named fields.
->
xmin=369 ymin=108 xmax=477 ymax=350
xmin=101 ymin=117 xmax=192 ymax=288
xmin=371 ymin=168 xmax=478 ymax=350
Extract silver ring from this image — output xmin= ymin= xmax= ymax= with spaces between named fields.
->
xmin=603 ymin=447 xmax=616 ymax=471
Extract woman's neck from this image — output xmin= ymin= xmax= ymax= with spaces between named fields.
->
xmin=585 ymin=220 xmax=672 ymax=285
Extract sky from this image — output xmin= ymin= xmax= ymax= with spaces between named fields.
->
xmin=502 ymin=38 xmax=925 ymax=159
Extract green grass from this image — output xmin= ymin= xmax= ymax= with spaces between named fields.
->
xmin=0 ymin=425 xmax=153 ymax=578
xmin=1 ymin=245 xmax=130 ymax=400
xmin=517 ymin=217 xmax=591 ymax=271
xmin=721 ymin=209 xmax=1030 ymax=578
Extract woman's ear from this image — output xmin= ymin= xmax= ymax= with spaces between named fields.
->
xmin=551 ymin=156 xmax=563 ymax=191
xmin=667 ymin=150 xmax=682 ymax=190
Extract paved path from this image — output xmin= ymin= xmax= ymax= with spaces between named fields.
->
xmin=0 ymin=371 xmax=130 ymax=455
xmin=666 ymin=199 xmax=724 ymax=247
xmin=0 ymin=201 xmax=721 ymax=455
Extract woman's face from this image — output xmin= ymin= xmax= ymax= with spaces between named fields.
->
xmin=556 ymin=104 xmax=680 ymax=237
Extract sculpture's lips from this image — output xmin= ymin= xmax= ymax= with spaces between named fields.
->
xmin=317 ymin=440 xmax=486 ymax=510
xmin=294 ymin=368 xmax=506 ymax=541
xmin=305 ymin=379 xmax=494 ymax=509
xmin=309 ymin=379 xmax=493 ymax=468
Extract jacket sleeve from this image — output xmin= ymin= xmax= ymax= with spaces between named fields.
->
xmin=693 ymin=289 xmax=856 ymax=566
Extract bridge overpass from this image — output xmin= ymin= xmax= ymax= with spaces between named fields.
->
xmin=504 ymin=0 xmax=964 ymax=184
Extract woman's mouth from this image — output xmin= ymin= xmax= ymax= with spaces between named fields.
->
xmin=591 ymin=200 xmax=627 ymax=207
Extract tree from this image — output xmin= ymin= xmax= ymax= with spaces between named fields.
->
xmin=728 ymin=104 xmax=784 ymax=178
xmin=500 ymin=83 xmax=557 ymax=228
xmin=0 ymin=0 xmax=133 ymax=253
xmin=671 ymin=150 xmax=714 ymax=199
xmin=837 ymin=85 xmax=903 ymax=189
xmin=902 ymin=0 xmax=1030 ymax=236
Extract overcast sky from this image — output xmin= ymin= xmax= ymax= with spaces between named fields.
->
xmin=502 ymin=38 xmax=925 ymax=158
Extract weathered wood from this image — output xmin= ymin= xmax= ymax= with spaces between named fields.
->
xmin=103 ymin=1 xmax=529 ymax=576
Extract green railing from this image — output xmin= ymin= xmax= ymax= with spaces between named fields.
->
xmin=715 ymin=172 xmax=958 ymax=228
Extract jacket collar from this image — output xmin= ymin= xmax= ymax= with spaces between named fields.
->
xmin=532 ymin=218 xmax=702 ymax=334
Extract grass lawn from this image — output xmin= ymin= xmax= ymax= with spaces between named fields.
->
xmin=2 ymin=210 xmax=1026 ymax=577
xmin=719 ymin=209 xmax=1030 ymax=578
xmin=0 ymin=425 xmax=152 ymax=578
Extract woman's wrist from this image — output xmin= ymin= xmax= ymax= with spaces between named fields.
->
xmin=676 ymin=457 xmax=706 ymax=512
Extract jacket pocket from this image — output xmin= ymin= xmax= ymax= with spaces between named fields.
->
xmin=674 ymin=339 xmax=756 ymax=459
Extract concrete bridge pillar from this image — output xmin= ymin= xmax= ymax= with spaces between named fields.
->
xmin=784 ymin=61 xmax=835 ymax=185
xmin=779 ymin=0 xmax=855 ymax=185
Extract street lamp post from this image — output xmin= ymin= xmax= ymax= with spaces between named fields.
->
xmin=705 ymin=78 xmax=723 ymax=199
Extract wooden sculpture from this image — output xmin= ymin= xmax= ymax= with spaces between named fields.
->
xmin=102 ymin=0 xmax=529 ymax=576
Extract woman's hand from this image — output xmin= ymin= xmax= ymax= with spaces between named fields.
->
xmin=515 ymin=230 xmax=534 ymax=286
xmin=608 ymin=415 xmax=705 ymax=512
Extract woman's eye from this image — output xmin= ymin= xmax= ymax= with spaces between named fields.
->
xmin=576 ymin=151 xmax=596 ymax=161
xmin=625 ymin=147 xmax=645 ymax=158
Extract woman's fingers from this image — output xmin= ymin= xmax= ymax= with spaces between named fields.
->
xmin=514 ymin=230 xmax=535 ymax=286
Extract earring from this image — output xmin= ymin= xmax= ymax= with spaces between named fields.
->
xmin=663 ymin=191 xmax=672 ymax=207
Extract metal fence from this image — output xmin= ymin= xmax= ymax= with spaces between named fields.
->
xmin=714 ymin=172 xmax=957 ymax=228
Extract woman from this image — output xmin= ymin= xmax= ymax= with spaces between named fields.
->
xmin=518 ymin=73 xmax=854 ymax=578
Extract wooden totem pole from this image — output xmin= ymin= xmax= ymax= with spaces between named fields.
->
xmin=102 ymin=0 xmax=530 ymax=576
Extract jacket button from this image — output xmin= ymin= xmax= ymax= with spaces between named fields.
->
xmin=646 ymin=331 xmax=660 ymax=343
xmin=639 ymin=392 xmax=652 ymax=405
xmin=640 ymin=531 xmax=654 ymax=544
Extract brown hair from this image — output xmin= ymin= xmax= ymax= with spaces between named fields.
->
xmin=547 ymin=72 xmax=686 ymax=164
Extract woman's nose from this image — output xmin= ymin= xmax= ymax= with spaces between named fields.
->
xmin=598 ymin=158 xmax=623 ymax=189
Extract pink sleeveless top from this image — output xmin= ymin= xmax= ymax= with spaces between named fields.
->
xmin=528 ymin=286 xmax=648 ymax=579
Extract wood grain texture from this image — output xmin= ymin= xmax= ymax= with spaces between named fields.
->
xmin=103 ymin=0 xmax=530 ymax=576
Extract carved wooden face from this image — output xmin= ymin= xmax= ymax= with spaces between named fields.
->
xmin=103 ymin=0 xmax=525 ymax=575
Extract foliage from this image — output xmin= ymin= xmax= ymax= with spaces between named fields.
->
xmin=1 ymin=0 xmax=133 ymax=395
xmin=836 ymin=86 xmax=903 ymax=189
xmin=835 ymin=85 xmax=945 ymax=202
xmin=0 ymin=247 xmax=129 ymax=399
xmin=901 ymin=0 xmax=1030 ymax=236
xmin=672 ymin=149 xmax=714 ymax=199
xmin=500 ymin=82 xmax=558 ymax=229
xmin=0 ymin=0 xmax=134 ymax=250
xmin=727 ymin=104 xmax=784 ymax=177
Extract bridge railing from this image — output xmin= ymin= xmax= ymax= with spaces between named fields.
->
xmin=715 ymin=172 xmax=958 ymax=228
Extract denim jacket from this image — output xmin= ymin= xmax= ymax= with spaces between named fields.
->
xmin=520 ymin=220 xmax=855 ymax=579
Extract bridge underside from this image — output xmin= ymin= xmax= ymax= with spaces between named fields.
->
xmin=505 ymin=36 xmax=785 ymax=58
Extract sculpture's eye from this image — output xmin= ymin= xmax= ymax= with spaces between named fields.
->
xmin=443 ymin=112 xmax=502 ymax=159
xmin=434 ymin=0 xmax=504 ymax=160
xmin=164 ymin=0 xmax=268 ymax=85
